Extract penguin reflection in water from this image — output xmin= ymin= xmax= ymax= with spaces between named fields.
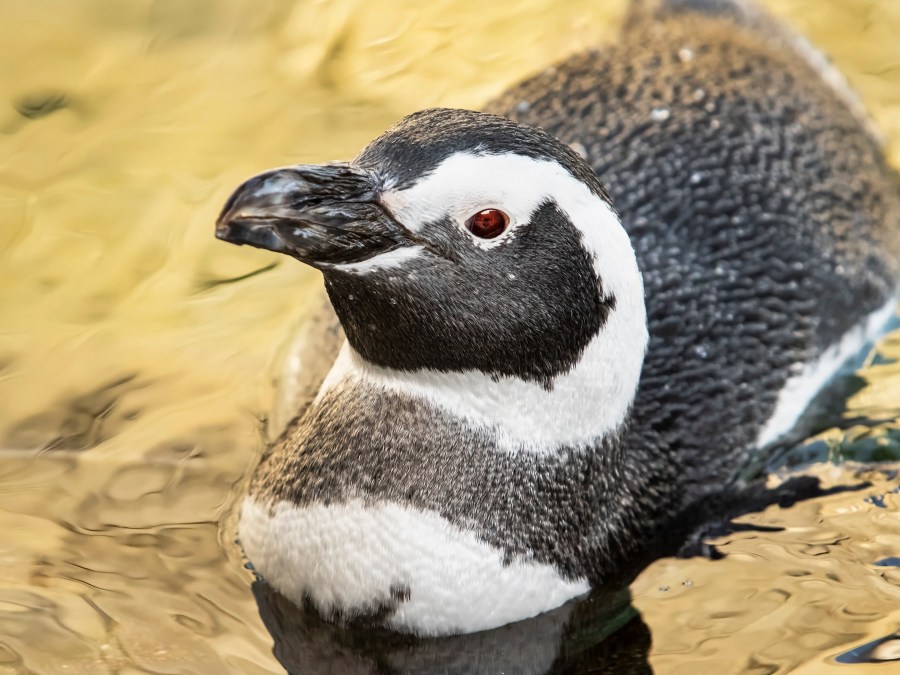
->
xmin=216 ymin=0 xmax=900 ymax=646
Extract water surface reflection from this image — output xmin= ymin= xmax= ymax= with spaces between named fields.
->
xmin=2 ymin=0 xmax=900 ymax=673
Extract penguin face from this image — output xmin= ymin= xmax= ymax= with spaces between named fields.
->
xmin=218 ymin=109 xmax=641 ymax=388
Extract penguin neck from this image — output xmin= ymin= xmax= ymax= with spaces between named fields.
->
xmin=316 ymin=295 xmax=648 ymax=453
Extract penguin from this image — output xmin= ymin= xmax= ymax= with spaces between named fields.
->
xmin=214 ymin=0 xmax=900 ymax=637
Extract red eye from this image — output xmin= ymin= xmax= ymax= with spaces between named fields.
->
xmin=465 ymin=209 xmax=509 ymax=239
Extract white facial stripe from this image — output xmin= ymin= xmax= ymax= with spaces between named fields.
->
xmin=755 ymin=296 xmax=898 ymax=448
xmin=327 ymin=245 xmax=425 ymax=274
xmin=321 ymin=326 xmax=641 ymax=451
xmin=380 ymin=152 xmax=642 ymax=303
xmin=321 ymin=152 xmax=648 ymax=450
xmin=240 ymin=497 xmax=589 ymax=636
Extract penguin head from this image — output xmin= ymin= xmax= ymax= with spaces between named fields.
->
xmin=218 ymin=108 xmax=645 ymax=391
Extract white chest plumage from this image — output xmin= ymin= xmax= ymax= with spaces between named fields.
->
xmin=239 ymin=497 xmax=589 ymax=635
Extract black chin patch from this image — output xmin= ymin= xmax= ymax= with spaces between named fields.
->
xmin=323 ymin=200 xmax=612 ymax=387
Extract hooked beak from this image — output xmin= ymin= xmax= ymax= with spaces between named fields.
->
xmin=215 ymin=164 xmax=410 ymax=268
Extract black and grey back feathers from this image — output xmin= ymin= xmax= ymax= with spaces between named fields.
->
xmin=490 ymin=5 xmax=900 ymax=484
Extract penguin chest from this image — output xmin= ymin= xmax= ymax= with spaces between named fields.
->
xmin=238 ymin=497 xmax=589 ymax=635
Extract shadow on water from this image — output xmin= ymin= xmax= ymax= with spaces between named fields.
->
xmin=252 ymin=581 xmax=652 ymax=675
xmin=837 ymin=630 xmax=900 ymax=665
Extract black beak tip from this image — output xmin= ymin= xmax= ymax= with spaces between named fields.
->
xmin=215 ymin=218 xmax=287 ymax=253
xmin=215 ymin=219 xmax=240 ymax=244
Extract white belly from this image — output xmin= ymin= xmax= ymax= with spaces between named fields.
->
xmin=239 ymin=497 xmax=590 ymax=636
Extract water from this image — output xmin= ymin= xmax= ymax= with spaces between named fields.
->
xmin=1 ymin=0 xmax=899 ymax=672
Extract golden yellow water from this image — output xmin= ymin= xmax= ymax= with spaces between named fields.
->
xmin=1 ymin=0 xmax=899 ymax=672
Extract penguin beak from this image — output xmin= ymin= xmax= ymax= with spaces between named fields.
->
xmin=215 ymin=164 xmax=410 ymax=267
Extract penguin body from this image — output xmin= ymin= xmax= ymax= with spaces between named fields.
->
xmin=217 ymin=0 xmax=900 ymax=636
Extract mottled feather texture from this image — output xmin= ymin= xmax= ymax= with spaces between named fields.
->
xmin=488 ymin=10 xmax=900 ymax=487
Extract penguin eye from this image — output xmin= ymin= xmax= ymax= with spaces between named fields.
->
xmin=465 ymin=209 xmax=509 ymax=239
